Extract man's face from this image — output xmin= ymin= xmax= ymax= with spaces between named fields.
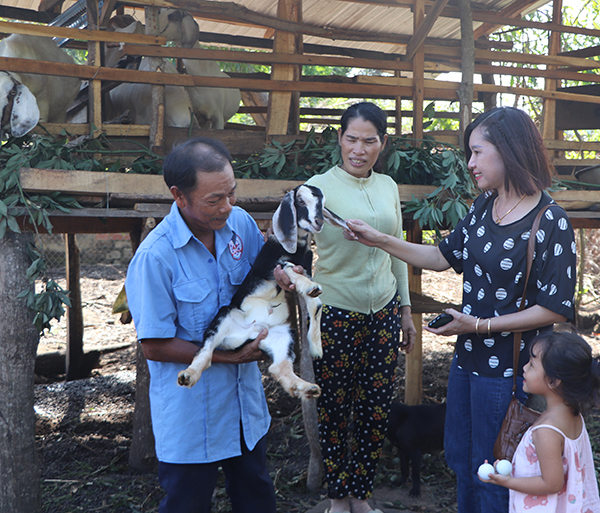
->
xmin=171 ymin=164 xmax=237 ymax=238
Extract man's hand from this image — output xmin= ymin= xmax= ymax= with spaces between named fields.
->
xmin=273 ymin=264 xmax=306 ymax=292
xmin=212 ymin=329 xmax=269 ymax=364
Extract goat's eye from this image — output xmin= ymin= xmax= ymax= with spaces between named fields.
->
xmin=8 ymin=88 xmax=16 ymax=96
xmin=297 ymin=197 xmax=305 ymax=206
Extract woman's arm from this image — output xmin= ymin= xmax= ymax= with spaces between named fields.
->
xmin=427 ymin=305 xmax=566 ymax=338
xmin=486 ymin=428 xmax=565 ymax=495
xmin=345 ymin=219 xmax=451 ymax=272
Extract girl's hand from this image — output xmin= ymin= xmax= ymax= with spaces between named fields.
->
xmin=344 ymin=219 xmax=386 ymax=247
xmin=485 ymin=472 xmax=511 ymax=487
xmin=424 ymin=308 xmax=475 ymax=337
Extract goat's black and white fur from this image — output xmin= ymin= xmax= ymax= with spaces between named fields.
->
xmin=178 ymin=184 xmax=341 ymax=399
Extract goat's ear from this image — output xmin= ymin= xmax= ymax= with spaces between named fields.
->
xmin=272 ymin=190 xmax=297 ymax=253
xmin=10 ymin=83 xmax=39 ymax=138
xmin=323 ymin=207 xmax=349 ymax=230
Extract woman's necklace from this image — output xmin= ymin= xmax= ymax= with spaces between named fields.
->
xmin=494 ymin=194 xmax=526 ymax=224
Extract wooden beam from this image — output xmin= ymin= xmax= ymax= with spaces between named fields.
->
xmin=122 ymin=44 xmax=413 ymax=72
xmin=405 ymin=0 xmax=450 ymax=61
xmin=430 ymin=46 xmax=600 ymax=69
xmin=0 ymin=20 xmax=167 ymax=45
xmin=473 ymin=0 xmax=542 ymax=39
xmin=0 ymin=6 xmax=60 ymax=23
xmin=439 ymin=6 xmax=600 ymax=39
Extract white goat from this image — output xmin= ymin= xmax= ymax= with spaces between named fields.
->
xmin=105 ymin=10 xmax=240 ymax=129
xmin=0 ymin=34 xmax=80 ymax=138
xmin=105 ymin=14 xmax=198 ymax=128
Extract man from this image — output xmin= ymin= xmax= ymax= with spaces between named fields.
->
xmin=126 ymin=137 xmax=291 ymax=513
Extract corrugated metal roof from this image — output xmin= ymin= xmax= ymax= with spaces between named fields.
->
xmin=2 ymin=0 xmax=551 ymax=55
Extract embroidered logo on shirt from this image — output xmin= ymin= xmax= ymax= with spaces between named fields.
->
xmin=228 ymin=233 xmax=243 ymax=260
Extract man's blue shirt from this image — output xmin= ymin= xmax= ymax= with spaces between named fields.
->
xmin=125 ymin=202 xmax=269 ymax=464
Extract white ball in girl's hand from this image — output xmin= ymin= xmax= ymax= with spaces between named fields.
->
xmin=496 ymin=459 xmax=512 ymax=476
xmin=478 ymin=462 xmax=495 ymax=481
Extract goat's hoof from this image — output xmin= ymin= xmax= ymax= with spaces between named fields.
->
xmin=307 ymin=285 xmax=322 ymax=298
xmin=177 ymin=369 xmax=198 ymax=388
xmin=310 ymin=346 xmax=323 ymax=359
xmin=302 ymin=384 xmax=321 ymax=399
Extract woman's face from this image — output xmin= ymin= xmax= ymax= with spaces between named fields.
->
xmin=467 ymin=125 xmax=507 ymax=193
xmin=338 ymin=117 xmax=387 ymax=179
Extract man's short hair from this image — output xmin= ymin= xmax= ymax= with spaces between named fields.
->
xmin=163 ymin=137 xmax=233 ymax=194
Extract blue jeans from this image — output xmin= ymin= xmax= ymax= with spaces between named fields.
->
xmin=444 ymin=356 xmax=526 ymax=513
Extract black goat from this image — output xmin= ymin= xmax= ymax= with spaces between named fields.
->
xmin=387 ymin=401 xmax=446 ymax=497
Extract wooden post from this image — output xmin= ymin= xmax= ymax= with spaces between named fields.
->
xmin=128 ymin=218 xmax=158 ymax=473
xmin=298 ymin=295 xmax=323 ymax=492
xmin=405 ymin=222 xmax=423 ymax=405
xmin=412 ymin=0 xmax=425 ymax=140
xmin=267 ymin=0 xmax=300 ymax=135
xmin=395 ymin=58 xmax=403 ymax=135
xmin=65 ymin=234 xmax=85 ymax=381
xmin=87 ymin=0 xmax=102 ymax=138
xmin=457 ymin=0 xmax=474 ymax=147
xmin=146 ymin=7 xmax=165 ymax=155
xmin=542 ymin=0 xmax=562 ymax=145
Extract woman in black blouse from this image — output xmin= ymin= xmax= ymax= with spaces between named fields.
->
xmin=343 ymin=107 xmax=576 ymax=513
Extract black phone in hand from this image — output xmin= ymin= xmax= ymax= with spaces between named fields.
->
xmin=428 ymin=313 xmax=453 ymax=329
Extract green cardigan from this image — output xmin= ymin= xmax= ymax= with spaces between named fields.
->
xmin=306 ymin=166 xmax=411 ymax=314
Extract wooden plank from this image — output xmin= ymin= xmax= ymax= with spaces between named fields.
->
xmin=544 ymin=140 xmax=600 ymax=151
xmin=0 ymin=20 xmax=166 ymax=45
xmin=425 ymin=45 xmax=600 ymax=69
xmin=122 ymin=44 xmax=414 ymax=72
xmin=440 ymin=6 xmax=600 ymax=39
xmin=405 ymin=0 xmax=450 ymax=61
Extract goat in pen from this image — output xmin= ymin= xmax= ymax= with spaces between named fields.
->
xmin=177 ymin=184 xmax=348 ymax=400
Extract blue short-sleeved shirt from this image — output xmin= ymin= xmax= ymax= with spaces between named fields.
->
xmin=125 ymin=202 xmax=269 ymax=464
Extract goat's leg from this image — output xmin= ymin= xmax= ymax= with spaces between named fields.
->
xmin=177 ymin=343 xmax=216 ymax=388
xmin=281 ymin=262 xmax=322 ymax=298
xmin=303 ymin=295 xmax=323 ymax=358
xmin=177 ymin=310 xmax=258 ymax=387
xmin=262 ymin=326 xmax=321 ymax=399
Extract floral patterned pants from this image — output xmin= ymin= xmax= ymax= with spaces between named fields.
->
xmin=313 ymin=297 xmax=401 ymax=500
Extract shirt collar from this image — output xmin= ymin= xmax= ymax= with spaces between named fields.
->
xmin=331 ymin=165 xmax=374 ymax=186
xmin=169 ymin=201 xmax=234 ymax=251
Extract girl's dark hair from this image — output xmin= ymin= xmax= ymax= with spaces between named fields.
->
xmin=340 ymin=102 xmax=388 ymax=143
xmin=464 ymin=107 xmax=554 ymax=196
xmin=530 ymin=329 xmax=600 ymax=416
xmin=163 ymin=137 xmax=232 ymax=195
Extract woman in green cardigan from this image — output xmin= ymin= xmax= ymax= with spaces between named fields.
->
xmin=306 ymin=102 xmax=417 ymax=513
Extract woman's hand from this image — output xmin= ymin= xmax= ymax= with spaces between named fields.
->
xmin=343 ymin=219 xmax=386 ymax=247
xmin=424 ymin=308 xmax=477 ymax=337
xmin=400 ymin=306 xmax=417 ymax=353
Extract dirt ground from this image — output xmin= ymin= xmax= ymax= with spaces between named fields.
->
xmin=35 ymin=263 xmax=600 ymax=513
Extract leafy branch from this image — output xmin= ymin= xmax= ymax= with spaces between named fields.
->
xmin=0 ymin=130 xmax=162 ymax=333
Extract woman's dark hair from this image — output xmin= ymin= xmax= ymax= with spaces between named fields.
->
xmin=163 ymin=137 xmax=232 ymax=195
xmin=464 ymin=107 xmax=554 ymax=196
xmin=530 ymin=329 xmax=600 ymax=416
xmin=340 ymin=102 xmax=388 ymax=143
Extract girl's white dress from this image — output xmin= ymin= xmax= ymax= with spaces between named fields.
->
xmin=510 ymin=418 xmax=600 ymax=512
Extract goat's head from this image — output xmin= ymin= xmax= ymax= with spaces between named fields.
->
xmin=0 ymin=71 xmax=39 ymax=140
xmin=158 ymin=9 xmax=200 ymax=48
xmin=272 ymin=185 xmax=325 ymax=253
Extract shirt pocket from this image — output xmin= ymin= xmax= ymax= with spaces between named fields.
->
xmin=221 ymin=259 xmax=252 ymax=301
xmin=173 ymin=278 xmax=212 ymax=335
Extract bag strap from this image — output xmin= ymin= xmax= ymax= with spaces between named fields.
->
xmin=511 ymin=204 xmax=552 ymax=391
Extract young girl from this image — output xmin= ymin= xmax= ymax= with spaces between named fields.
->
xmin=485 ymin=330 xmax=600 ymax=512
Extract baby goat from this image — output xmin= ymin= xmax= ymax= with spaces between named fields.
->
xmin=177 ymin=184 xmax=343 ymax=400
